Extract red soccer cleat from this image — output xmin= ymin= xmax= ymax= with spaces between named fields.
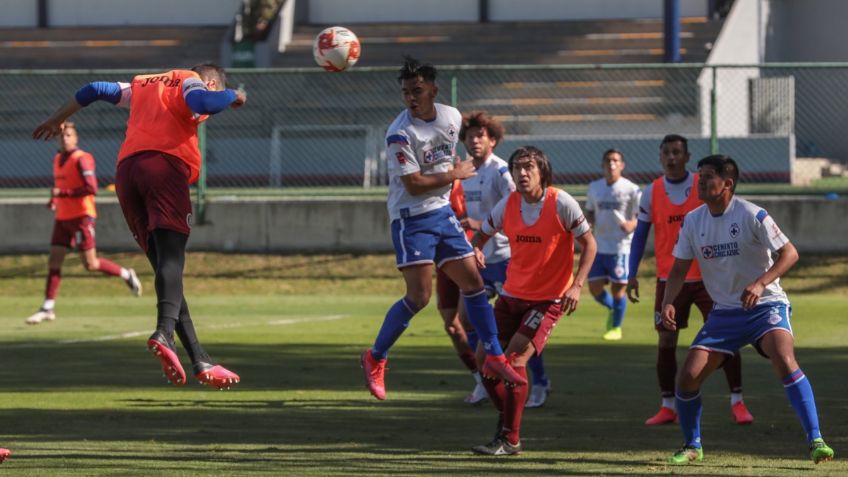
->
xmin=645 ymin=406 xmax=678 ymax=425
xmin=361 ymin=349 xmax=387 ymax=400
xmin=481 ymin=354 xmax=528 ymax=386
xmin=0 ymin=447 xmax=10 ymax=464
xmin=194 ymin=362 xmax=240 ymax=390
xmin=147 ymin=331 xmax=186 ymax=386
xmin=731 ymin=401 xmax=754 ymax=425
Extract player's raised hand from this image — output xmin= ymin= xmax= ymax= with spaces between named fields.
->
xmin=660 ymin=303 xmax=677 ymax=331
xmin=452 ymin=157 xmax=477 ymax=181
xmin=626 ymin=277 xmax=640 ymax=303
xmin=562 ymin=285 xmax=582 ymax=316
xmin=740 ymin=280 xmax=764 ymax=310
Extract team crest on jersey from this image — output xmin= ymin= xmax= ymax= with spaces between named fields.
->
xmin=447 ymin=124 xmax=457 ymax=139
xmin=729 ymin=222 xmax=740 ymax=238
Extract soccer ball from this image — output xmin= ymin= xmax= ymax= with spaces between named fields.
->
xmin=313 ymin=26 xmax=361 ymax=72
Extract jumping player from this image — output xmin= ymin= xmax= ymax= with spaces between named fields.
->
xmin=627 ymin=134 xmax=753 ymax=426
xmin=471 ymin=146 xmax=596 ymax=455
xmin=33 ymin=64 xmax=246 ymax=389
xmin=361 ymin=57 xmax=526 ymax=401
xmin=584 ymin=148 xmax=640 ymax=341
xmin=26 ymin=122 xmax=142 ymax=325
xmin=662 ymin=155 xmax=834 ymax=465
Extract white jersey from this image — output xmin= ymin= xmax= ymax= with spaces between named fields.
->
xmin=386 ymin=103 xmax=462 ymax=221
xmin=483 ymin=188 xmax=591 ymax=239
xmin=462 ymin=154 xmax=514 ymax=263
xmin=673 ymin=196 xmax=790 ymax=309
xmin=585 ymin=176 xmax=641 ymax=254
xmin=637 ymin=172 xmax=696 ymax=223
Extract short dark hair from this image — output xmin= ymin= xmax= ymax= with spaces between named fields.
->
xmin=397 ymin=55 xmax=437 ymax=84
xmin=603 ymin=148 xmax=624 ymax=161
xmin=191 ymin=63 xmax=227 ymax=87
xmin=697 ymin=154 xmax=740 ymax=192
xmin=459 ymin=111 xmax=506 ymax=145
xmin=660 ymin=134 xmax=688 ymax=154
xmin=508 ymin=146 xmax=553 ymax=188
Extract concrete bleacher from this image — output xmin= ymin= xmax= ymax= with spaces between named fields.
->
xmin=0 ymin=26 xmax=226 ymax=69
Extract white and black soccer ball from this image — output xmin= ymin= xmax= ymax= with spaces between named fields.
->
xmin=312 ymin=26 xmax=361 ymax=72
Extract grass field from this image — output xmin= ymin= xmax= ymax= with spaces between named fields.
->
xmin=0 ymin=253 xmax=846 ymax=476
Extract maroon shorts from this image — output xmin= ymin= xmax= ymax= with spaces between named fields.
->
xmin=50 ymin=216 xmax=96 ymax=251
xmin=494 ymin=295 xmax=564 ymax=355
xmin=654 ymin=279 xmax=714 ymax=330
xmin=115 ymin=151 xmax=193 ymax=252
xmin=436 ymin=267 xmax=461 ymax=310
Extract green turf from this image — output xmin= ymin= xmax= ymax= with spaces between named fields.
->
xmin=1 ymin=253 xmax=846 ymax=475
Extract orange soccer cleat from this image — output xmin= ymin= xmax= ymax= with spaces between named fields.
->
xmin=731 ymin=401 xmax=754 ymax=425
xmin=645 ymin=406 xmax=678 ymax=425
xmin=481 ymin=355 xmax=528 ymax=386
xmin=0 ymin=447 xmax=10 ymax=464
xmin=361 ymin=350 xmax=387 ymax=400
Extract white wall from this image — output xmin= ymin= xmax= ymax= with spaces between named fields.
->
xmin=48 ymin=0 xmax=242 ymax=26
xmin=0 ymin=0 xmax=37 ymax=27
xmin=490 ymin=0 xmax=707 ymax=21
xmin=308 ymin=0 xmax=478 ymax=23
xmin=699 ymin=0 xmax=767 ymax=136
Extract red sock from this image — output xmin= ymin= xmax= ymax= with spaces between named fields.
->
xmin=657 ymin=347 xmax=677 ymax=398
xmin=458 ymin=349 xmax=477 ymax=372
xmin=503 ymin=366 xmax=528 ymax=445
xmin=96 ymin=258 xmax=123 ymax=277
xmin=45 ymin=268 xmax=62 ymax=300
xmin=481 ymin=375 xmax=506 ymax=413
xmin=722 ymin=351 xmax=743 ymax=392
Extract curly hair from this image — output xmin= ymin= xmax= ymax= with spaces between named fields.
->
xmin=459 ymin=111 xmax=506 ymax=145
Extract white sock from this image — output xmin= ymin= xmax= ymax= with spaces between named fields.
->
xmin=120 ymin=268 xmax=131 ymax=280
xmin=42 ymin=299 xmax=55 ymax=311
xmin=730 ymin=392 xmax=744 ymax=406
xmin=472 ymin=371 xmax=482 ymax=385
xmin=662 ymin=397 xmax=676 ymax=410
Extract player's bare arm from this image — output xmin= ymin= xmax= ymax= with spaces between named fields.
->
xmin=659 ymin=257 xmax=692 ymax=330
xmin=563 ymin=230 xmax=598 ymax=315
xmin=620 ymin=217 xmax=638 ymax=234
xmin=399 ymin=159 xmax=476 ymax=196
xmin=470 ymin=230 xmax=491 ymax=269
xmin=741 ymin=241 xmax=799 ymax=310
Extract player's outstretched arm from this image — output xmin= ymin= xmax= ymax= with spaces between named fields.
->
xmin=34 ymin=81 xmax=125 ymax=140
xmin=741 ymin=241 xmax=799 ymax=310
xmin=399 ymin=159 xmax=476 ymax=196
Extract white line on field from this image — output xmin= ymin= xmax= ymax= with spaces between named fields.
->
xmin=6 ymin=314 xmax=351 ymax=347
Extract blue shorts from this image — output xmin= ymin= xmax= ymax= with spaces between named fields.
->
xmin=588 ymin=253 xmax=629 ymax=283
xmin=480 ymin=259 xmax=509 ymax=295
xmin=391 ymin=206 xmax=474 ymax=268
xmin=690 ymin=302 xmax=793 ymax=357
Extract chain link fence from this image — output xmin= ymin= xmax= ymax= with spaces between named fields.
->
xmin=2 ymin=64 xmax=848 ymax=193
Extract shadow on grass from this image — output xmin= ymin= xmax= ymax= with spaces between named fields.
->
xmin=0 ymin=340 xmax=845 ymax=469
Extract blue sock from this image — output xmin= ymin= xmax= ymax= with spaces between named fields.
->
xmin=466 ymin=329 xmax=479 ymax=354
xmin=676 ymin=390 xmax=703 ymax=448
xmin=371 ymin=297 xmax=419 ymax=359
xmin=527 ymin=353 xmax=548 ymax=387
xmin=593 ymin=289 xmax=614 ymax=309
xmin=462 ymin=289 xmax=504 ymax=356
xmin=783 ymin=369 xmax=822 ymax=441
xmin=611 ymin=295 xmax=627 ymax=328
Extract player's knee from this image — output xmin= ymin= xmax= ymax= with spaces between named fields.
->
xmin=676 ymin=368 xmax=700 ymax=391
xmin=405 ymin=293 xmax=430 ymax=311
xmin=82 ymin=259 xmax=99 ymax=272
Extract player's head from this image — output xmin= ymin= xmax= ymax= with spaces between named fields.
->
xmin=460 ymin=111 xmax=505 ymax=162
xmin=191 ymin=63 xmax=227 ymax=91
xmin=602 ymin=148 xmax=624 ymax=182
xmin=697 ymin=154 xmax=739 ymax=200
xmin=397 ymin=55 xmax=438 ymax=120
xmin=59 ymin=121 xmax=78 ymax=152
xmin=508 ymin=146 xmax=553 ymax=195
xmin=659 ymin=134 xmax=690 ymax=180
